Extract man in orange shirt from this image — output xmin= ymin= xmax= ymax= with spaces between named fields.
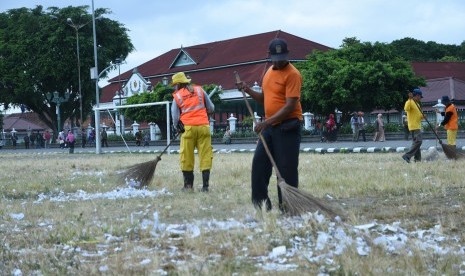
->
xmin=436 ymin=95 xmax=458 ymax=146
xmin=236 ymin=37 xmax=303 ymax=212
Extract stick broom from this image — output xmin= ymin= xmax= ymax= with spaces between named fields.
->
xmin=121 ymin=131 xmax=181 ymax=188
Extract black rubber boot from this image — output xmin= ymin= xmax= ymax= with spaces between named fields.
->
xmin=182 ymin=171 xmax=194 ymax=191
xmin=201 ymin=170 xmax=210 ymax=192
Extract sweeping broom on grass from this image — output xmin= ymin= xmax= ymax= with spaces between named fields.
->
xmin=413 ymin=100 xmax=462 ymax=160
xmin=121 ymin=123 xmax=184 ymax=188
xmin=234 ymin=71 xmax=343 ymax=218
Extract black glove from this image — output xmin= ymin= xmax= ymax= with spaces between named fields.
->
xmin=176 ymin=121 xmax=185 ymax=134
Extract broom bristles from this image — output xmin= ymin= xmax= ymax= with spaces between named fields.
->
xmin=278 ymin=180 xmax=344 ymax=219
xmin=121 ymin=157 xmax=160 ymax=188
xmin=441 ymin=143 xmax=463 ymax=160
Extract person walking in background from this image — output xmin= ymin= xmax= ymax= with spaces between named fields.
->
xmin=66 ymin=130 xmax=75 ymax=154
xmin=10 ymin=131 xmax=17 ymax=150
xmin=43 ymin=130 xmax=51 ymax=149
xmin=435 ymin=95 xmax=458 ymax=146
xmin=356 ymin=112 xmax=366 ymax=142
xmin=373 ymin=113 xmax=385 ymax=142
xmin=135 ymin=130 xmax=142 ymax=146
xmin=101 ymin=128 xmax=108 ymax=147
xmin=325 ymin=113 xmax=337 ymax=142
xmin=402 ymin=88 xmax=424 ymax=163
xmin=35 ymin=131 xmax=43 ymax=149
xmin=81 ymin=128 xmax=87 ymax=148
xmin=23 ymin=134 xmax=30 ymax=149
xmin=236 ymin=37 xmax=303 ymax=212
xmin=402 ymin=114 xmax=410 ymax=140
xmin=30 ymin=132 xmax=35 ymax=147
xmin=88 ymin=129 xmax=95 ymax=146
xmin=350 ymin=112 xmax=359 ymax=141
xmin=58 ymin=131 xmax=65 ymax=149
xmin=222 ymin=126 xmax=231 ymax=144
xmin=171 ymin=72 xmax=215 ymax=192
xmin=143 ymin=133 xmax=150 ymax=147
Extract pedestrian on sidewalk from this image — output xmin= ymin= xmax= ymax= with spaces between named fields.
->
xmin=66 ymin=130 xmax=75 ymax=154
xmin=350 ymin=112 xmax=359 ymax=141
xmin=356 ymin=112 xmax=366 ymax=142
xmin=373 ymin=113 xmax=385 ymax=142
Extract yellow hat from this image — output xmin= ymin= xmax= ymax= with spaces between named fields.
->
xmin=171 ymin=72 xmax=191 ymax=86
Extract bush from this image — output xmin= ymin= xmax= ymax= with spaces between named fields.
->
xmin=232 ymin=129 xmax=257 ymax=138
xmin=338 ymin=124 xmax=353 ymax=135
xmin=384 ymin=123 xmax=403 ymax=132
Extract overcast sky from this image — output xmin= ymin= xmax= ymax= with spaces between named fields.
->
xmin=1 ymin=0 xmax=465 ymax=93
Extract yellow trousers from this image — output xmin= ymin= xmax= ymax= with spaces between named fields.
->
xmin=179 ymin=125 xmax=213 ymax=171
xmin=447 ymin=129 xmax=457 ymax=146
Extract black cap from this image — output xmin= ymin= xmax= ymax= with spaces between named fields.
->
xmin=412 ymin=88 xmax=423 ymax=98
xmin=441 ymin=95 xmax=450 ymax=104
xmin=268 ymin=38 xmax=289 ymax=61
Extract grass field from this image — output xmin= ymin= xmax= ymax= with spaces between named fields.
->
xmin=1 ymin=150 xmax=464 ymax=275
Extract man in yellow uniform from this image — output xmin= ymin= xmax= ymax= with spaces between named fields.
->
xmin=171 ymin=72 xmax=214 ymax=192
xmin=402 ymin=88 xmax=424 ymax=163
xmin=436 ymin=95 xmax=458 ymax=146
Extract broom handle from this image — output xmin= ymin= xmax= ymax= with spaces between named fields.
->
xmin=412 ymin=100 xmax=443 ymax=144
xmin=156 ymin=131 xmax=180 ymax=160
xmin=234 ymin=71 xmax=284 ymax=180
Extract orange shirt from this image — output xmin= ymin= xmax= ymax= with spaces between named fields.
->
xmin=444 ymin=104 xmax=458 ymax=130
xmin=262 ymin=63 xmax=303 ymax=122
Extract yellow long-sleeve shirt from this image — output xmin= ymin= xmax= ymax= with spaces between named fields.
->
xmin=404 ymin=99 xmax=423 ymax=131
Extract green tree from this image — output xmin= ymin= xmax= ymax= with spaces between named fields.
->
xmin=297 ymin=38 xmax=425 ymax=123
xmin=0 ymin=5 xmax=134 ymax=135
xmin=124 ymin=82 xmax=222 ymax=138
xmin=390 ymin=37 xmax=463 ymax=61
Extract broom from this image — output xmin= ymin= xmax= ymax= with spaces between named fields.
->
xmin=121 ymin=127 xmax=183 ymax=188
xmin=234 ymin=71 xmax=342 ymax=218
xmin=413 ymin=101 xmax=462 ymax=160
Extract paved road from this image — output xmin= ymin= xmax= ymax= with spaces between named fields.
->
xmin=1 ymin=138 xmax=464 ymax=154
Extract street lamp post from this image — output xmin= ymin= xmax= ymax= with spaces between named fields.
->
xmin=114 ymin=58 xmax=124 ymax=135
xmin=91 ymin=0 xmax=101 ymax=154
xmin=66 ymin=18 xmax=92 ymax=128
xmin=47 ymin=90 xmax=70 ymax=134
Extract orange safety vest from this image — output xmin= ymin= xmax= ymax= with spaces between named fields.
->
xmin=444 ymin=104 xmax=458 ymax=130
xmin=172 ymin=85 xmax=209 ymax=126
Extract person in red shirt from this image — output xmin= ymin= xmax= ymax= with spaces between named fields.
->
xmin=236 ymin=37 xmax=303 ymax=212
xmin=43 ymin=130 xmax=51 ymax=148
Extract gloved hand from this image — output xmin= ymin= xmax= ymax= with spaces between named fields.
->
xmin=176 ymin=121 xmax=185 ymax=134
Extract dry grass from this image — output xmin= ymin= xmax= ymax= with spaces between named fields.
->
xmin=1 ymin=151 xmax=464 ymax=275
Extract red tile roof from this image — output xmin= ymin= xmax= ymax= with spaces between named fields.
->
xmin=101 ymin=30 xmax=332 ymax=103
xmin=412 ymin=62 xmax=465 ymax=107
xmin=421 ymin=77 xmax=465 ymax=110
xmin=100 ymin=32 xmax=465 ymax=110
xmin=3 ymin=112 xmax=50 ymax=132
xmin=412 ymin=62 xmax=465 ymax=82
